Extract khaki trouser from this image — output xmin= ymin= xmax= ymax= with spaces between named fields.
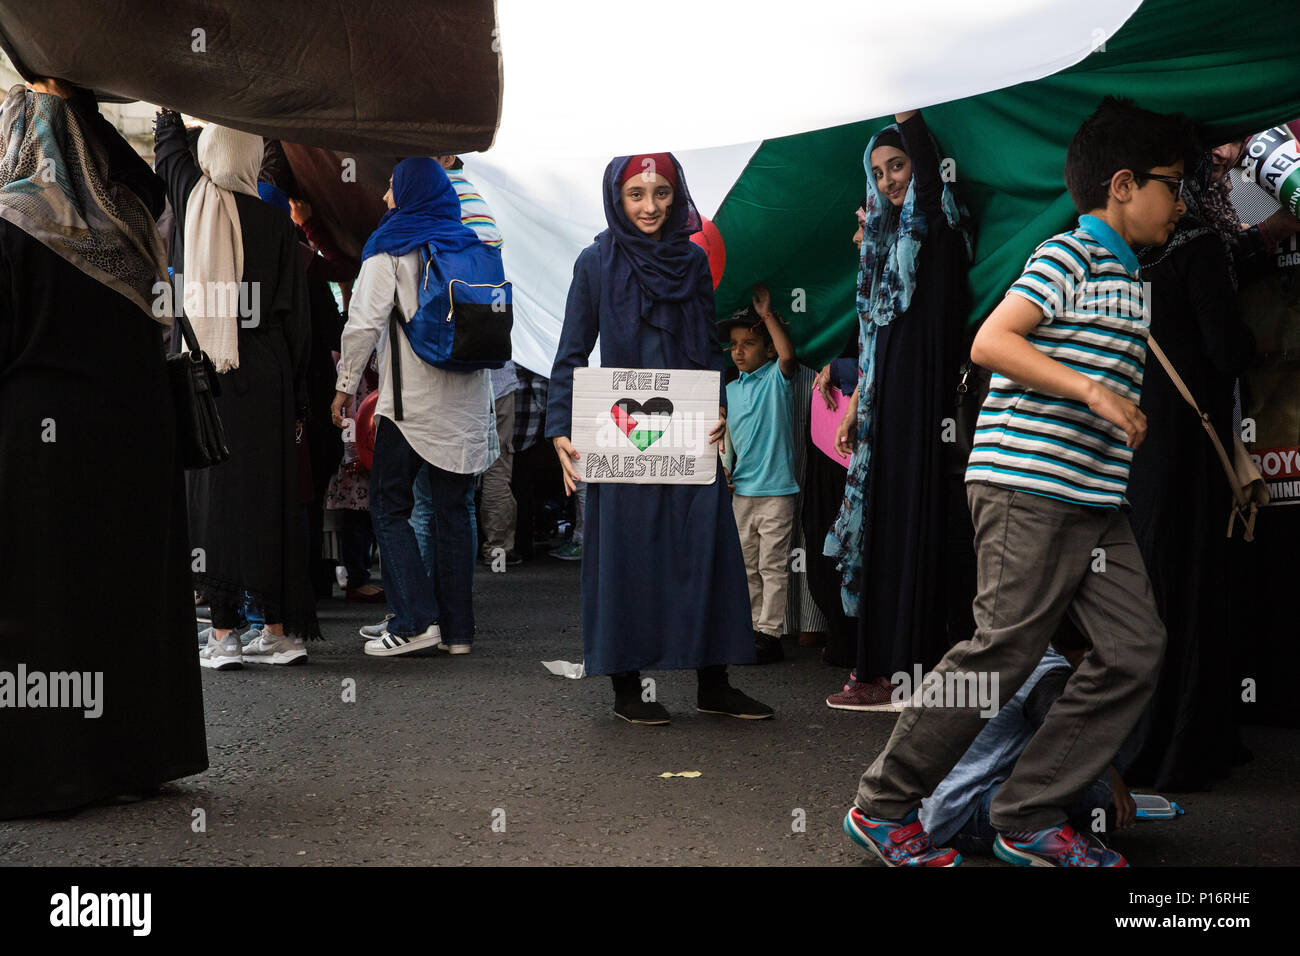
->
xmin=732 ymin=493 xmax=797 ymax=638
xmin=856 ymin=482 xmax=1167 ymax=832
xmin=479 ymin=396 xmax=516 ymax=557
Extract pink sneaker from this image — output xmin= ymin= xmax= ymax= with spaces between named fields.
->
xmin=994 ymin=824 xmax=1128 ymax=867
xmin=844 ymin=807 xmax=961 ymax=867
xmin=827 ymin=675 xmax=904 ymax=712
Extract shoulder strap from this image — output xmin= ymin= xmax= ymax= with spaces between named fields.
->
xmin=1146 ymin=334 xmax=1241 ymax=502
xmin=175 ymin=304 xmax=203 ymax=355
xmin=388 ymin=305 xmax=404 ymax=422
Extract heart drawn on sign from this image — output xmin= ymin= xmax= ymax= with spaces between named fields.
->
xmin=610 ymin=397 xmax=674 ymax=451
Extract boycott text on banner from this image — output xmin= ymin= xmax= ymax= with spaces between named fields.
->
xmin=1251 ymin=444 xmax=1300 ymax=506
xmin=571 ymin=368 xmax=720 ymax=485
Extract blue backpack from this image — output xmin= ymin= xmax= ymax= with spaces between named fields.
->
xmin=388 ymin=241 xmax=513 ymax=420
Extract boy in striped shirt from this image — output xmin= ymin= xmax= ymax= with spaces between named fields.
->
xmin=843 ymin=97 xmax=1196 ymax=867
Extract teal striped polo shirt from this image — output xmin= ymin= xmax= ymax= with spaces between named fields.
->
xmin=965 ymin=215 xmax=1149 ymax=508
xmin=448 ymin=171 xmax=503 ymax=248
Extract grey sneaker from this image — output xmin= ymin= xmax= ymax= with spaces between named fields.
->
xmin=199 ymin=633 xmax=243 ymax=670
xmin=200 ymin=625 xmax=262 ymax=648
xmin=359 ymin=613 xmax=395 ymax=640
xmin=243 ymin=632 xmax=307 ymax=665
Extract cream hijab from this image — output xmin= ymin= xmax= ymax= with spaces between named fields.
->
xmin=182 ymin=124 xmax=263 ymax=372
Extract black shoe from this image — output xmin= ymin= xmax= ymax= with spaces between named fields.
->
xmin=754 ymin=630 xmax=784 ymax=664
xmin=611 ymin=672 xmax=670 ymax=725
xmin=698 ymin=685 xmax=774 ymax=720
xmin=697 ymin=670 xmax=774 ymax=720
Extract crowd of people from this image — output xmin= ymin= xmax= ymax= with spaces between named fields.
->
xmin=2 ymin=79 xmax=1296 ymax=870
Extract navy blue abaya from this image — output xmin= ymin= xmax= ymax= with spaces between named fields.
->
xmin=546 ymin=244 xmax=755 ymax=674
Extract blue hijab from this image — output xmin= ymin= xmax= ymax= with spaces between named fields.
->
xmin=595 ymin=154 xmax=714 ymax=370
xmin=361 ymin=157 xmax=480 ymax=262
xmin=824 ymin=122 xmax=973 ymax=617
xmin=256 ymin=181 xmax=291 ymax=216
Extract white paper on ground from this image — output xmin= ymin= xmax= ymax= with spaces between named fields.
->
xmin=542 ymin=659 xmax=586 ymax=679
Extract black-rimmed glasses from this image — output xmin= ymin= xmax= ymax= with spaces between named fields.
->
xmin=1100 ymin=172 xmax=1184 ymax=200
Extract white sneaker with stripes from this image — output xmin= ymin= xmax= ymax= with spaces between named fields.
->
xmin=364 ymin=624 xmax=441 ymax=657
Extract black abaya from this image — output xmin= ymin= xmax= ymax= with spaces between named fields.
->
xmin=1127 ymin=232 xmax=1255 ymax=790
xmin=855 ymin=114 xmax=977 ymax=681
xmin=0 ymin=223 xmax=208 ymax=817
xmin=155 ymin=119 xmax=319 ymax=637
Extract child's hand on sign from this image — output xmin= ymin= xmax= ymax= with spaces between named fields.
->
xmin=708 ymin=406 xmax=726 ymax=453
xmin=814 ymin=363 xmax=837 ymax=409
xmin=553 ymin=436 xmax=581 ymax=496
xmin=834 ymin=389 xmax=859 ymax=457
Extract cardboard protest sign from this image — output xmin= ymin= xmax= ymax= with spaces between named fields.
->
xmin=811 ymin=384 xmax=851 ymax=468
xmin=571 ymin=368 xmax=720 ymax=485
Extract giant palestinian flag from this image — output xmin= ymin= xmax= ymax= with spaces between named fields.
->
xmin=465 ymin=0 xmax=1300 ymax=376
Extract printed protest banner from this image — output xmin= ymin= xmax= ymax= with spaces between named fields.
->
xmin=571 ymin=368 xmax=720 ymax=485
xmin=1251 ymin=444 xmax=1300 ymax=505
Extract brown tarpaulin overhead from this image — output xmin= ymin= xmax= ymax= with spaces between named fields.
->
xmin=0 ymin=0 xmax=502 ymax=155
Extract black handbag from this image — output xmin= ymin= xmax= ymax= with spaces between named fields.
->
xmin=951 ymin=359 xmax=990 ymax=475
xmin=167 ymin=309 xmax=230 ymax=469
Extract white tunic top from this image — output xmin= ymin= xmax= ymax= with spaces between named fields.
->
xmin=336 ymin=250 xmax=498 ymax=475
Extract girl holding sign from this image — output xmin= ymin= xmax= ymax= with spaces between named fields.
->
xmin=547 ymin=153 xmax=772 ymax=725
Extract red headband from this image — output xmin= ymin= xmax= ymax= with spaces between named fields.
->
xmin=621 ymin=153 xmax=678 ymax=190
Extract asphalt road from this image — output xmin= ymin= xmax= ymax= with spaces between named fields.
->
xmin=3 ymin=553 xmax=1297 ymax=866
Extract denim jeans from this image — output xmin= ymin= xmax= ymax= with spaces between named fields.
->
xmin=410 ymin=459 xmax=478 ymax=645
xmin=412 ymin=468 xmax=478 ymax=577
xmin=370 ymin=417 xmax=439 ymax=637
xmin=243 ymin=591 xmax=265 ymax=628
xmin=339 ymin=508 xmax=375 ymax=589
xmin=949 ymin=777 xmax=1115 ymax=856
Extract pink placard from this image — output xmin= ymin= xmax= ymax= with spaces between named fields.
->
xmin=811 ymin=384 xmax=851 ymax=468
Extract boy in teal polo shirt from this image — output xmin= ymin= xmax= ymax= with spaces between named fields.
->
xmin=721 ymin=284 xmax=799 ymax=664
xmin=842 ymin=96 xmax=1196 ymax=867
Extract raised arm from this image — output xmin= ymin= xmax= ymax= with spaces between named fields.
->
xmin=896 ymin=110 xmax=944 ymax=216
xmin=153 ymin=109 xmax=202 ymax=227
xmin=752 ymin=282 xmax=797 ymax=379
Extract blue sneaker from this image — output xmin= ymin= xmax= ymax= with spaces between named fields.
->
xmin=843 ymin=807 xmax=961 ymax=867
xmin=994 ymin=823 xmax=1127 ymax=867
